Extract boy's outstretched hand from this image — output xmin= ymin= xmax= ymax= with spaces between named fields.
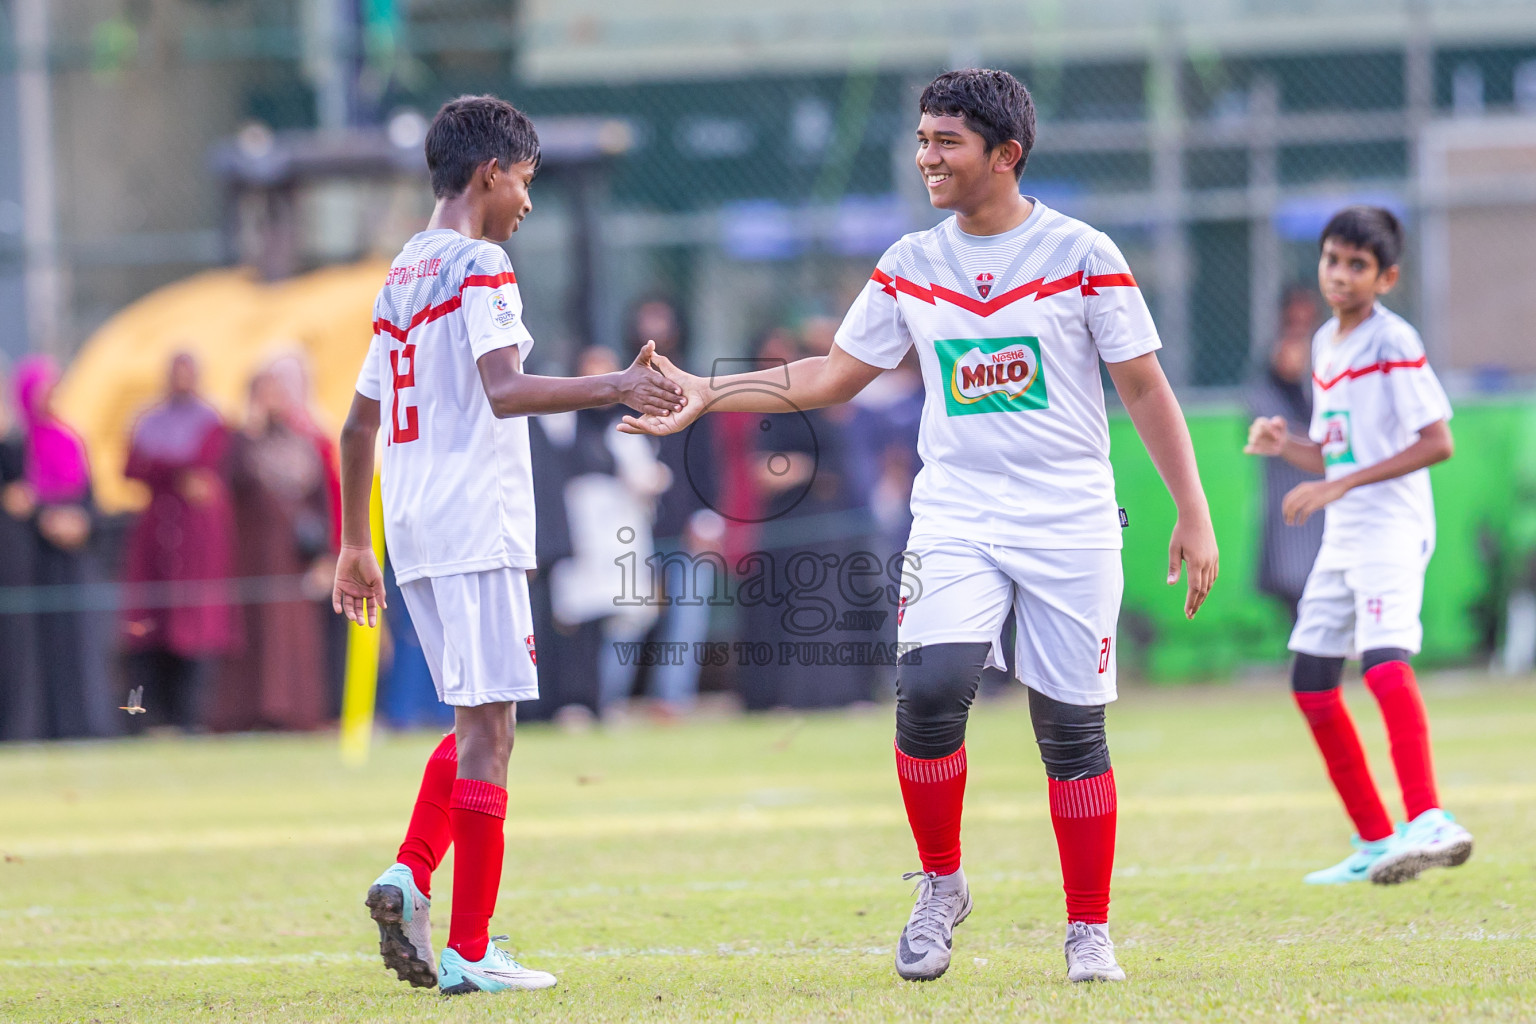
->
xmin=333 ymin=544 xmax=386 ymax=627
xmin=1244 ymin=415 xmax=1287 ymax=456
xmin=617 ymin=340 xmax=689 ymax=418
xmin=1168 ymin=514 xmax=1219 ymax=619
xmin=1281 ymin=478 xmax=1349 ymax=526
xmin=619 ymin=350 xmax=708 ymax=437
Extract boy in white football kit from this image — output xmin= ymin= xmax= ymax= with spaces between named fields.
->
xmin=1246 ymin=206 xmax=1472 ymax=886
xmin=332 ymin=96 xmax=683 ymax=996
xmin=623 ymin=70 xmax=1220 ymax=983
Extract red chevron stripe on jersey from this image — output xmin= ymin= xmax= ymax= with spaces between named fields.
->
xmin=1079 ymin=273 xmax=1136 ymax=294
xmin=869 ymin=268 xmax=1137 ymax=317
xmin=461 ymin=271 xmax=517 ymax=289
xmin=1313 ymin=355 xmax=1428 ymax=391
xmin=374 ymin=296 xmax=462 ymax=342
xmin=372 ymin=271 xmax=520 ymax=341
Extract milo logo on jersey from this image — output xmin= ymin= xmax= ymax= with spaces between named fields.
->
xmin=1320 ymin=410 xmax=1355 ymax=467
xmin=935 ymin=337 xmax=1049 ymax=417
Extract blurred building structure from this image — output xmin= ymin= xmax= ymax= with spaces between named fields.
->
xmin=0 ymin=0 xmax=1535 ymax=387
xmin=516 ymin=0 xmax=1536 ymax=387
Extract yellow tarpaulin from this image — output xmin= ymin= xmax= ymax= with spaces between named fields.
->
xmin=54 ymin=260 xmax=389 ymax=514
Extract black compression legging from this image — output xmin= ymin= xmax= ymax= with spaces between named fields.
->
xmin=894 ymin=642 xmax=1110 ymax=779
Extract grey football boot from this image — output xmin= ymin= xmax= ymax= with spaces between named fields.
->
xmin=894 ymin=868 xmax=972 ymax=981
xmin=1063 ymin=920 xmax=1126 ymax=982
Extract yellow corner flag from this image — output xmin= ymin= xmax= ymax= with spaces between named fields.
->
xmin=340 ymin=471 xmax=386 ymax=765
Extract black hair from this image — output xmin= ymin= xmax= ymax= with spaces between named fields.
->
xmin=1280 ymin=282 xmax=1318 ymax=312
xmin=624 ymin=295 xmax=687 ymax=356
xmin=1319 ymin=205 xmax=1404 ymax=271
xmin=424 ymin=95 xmax=541 ymax=200
xmin=919 ymin=69 xmax=1036 ymax=179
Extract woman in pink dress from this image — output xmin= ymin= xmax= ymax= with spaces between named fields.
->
xmin=14 ymin=355 xmax=113 ymax=738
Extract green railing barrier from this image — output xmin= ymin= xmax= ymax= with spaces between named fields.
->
xmin=1109 ymin=397 xmax=1536 ymax=681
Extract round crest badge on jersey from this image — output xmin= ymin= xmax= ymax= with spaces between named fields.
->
xmin=489 ymin=290 xmax=519 ymax=330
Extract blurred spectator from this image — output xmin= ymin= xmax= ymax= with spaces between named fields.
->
xmin=778 ymin=319 xmax=876 ymax=708
xmin=12 ymin=356 xmax=114 ymax=739
xmin=1249 ymin=285 xmax=1326 ymax=623
xmin=551 ymin=346 xmax=669 ymax=720
xmin=851 ymin=347 xmax=924 ymax=553
xmin=209 ymin=365 xmax=333 ymax=731
xmin=120 ymin=353 xmax=237 ymax=731
xmin=627 ymin=298 xmax=720 ymax=717
xmin=735 ymin=328 xmax=804 ymax=711
xmin=844 ymin=346 xmax=925 ymax=695
xmin=0 ymin=364 xmax=43 ymax=741
xmin=719 ymin=326 xmax=801 ymax=561
xmin=264 ymin=353 xmax=343 ymax=548
xmin=646 ymin=506 xmax=726 ymax=716
xmin=265 ymin=352 xmax=347 ymax=715
xmin=522 ymin=404 xmax=601 ymax=723
xmin=731 ymin=325 xmax=873 ymax=709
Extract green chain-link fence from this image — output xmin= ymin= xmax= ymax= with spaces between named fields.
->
xmin=4 ymin=2 xmax=1536 ymax=389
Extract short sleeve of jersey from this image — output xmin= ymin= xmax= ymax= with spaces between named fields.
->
xmin=460 ymin=244 xmax=535 ymax=363
xmin=833 ymin=245 xmax=913 ymax=370
xmin=355 ymin=327 xmax=383 ymax=400
xmin=1084 ymin=233 xmax=1162 ymax=363
xmin=1379 ymin=320 xmax=1453 ymax=433
xmin=1307 ymin=324 xmax=1330 ymax=443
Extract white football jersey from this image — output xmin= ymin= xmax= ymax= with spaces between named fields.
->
xmin=834 ymin=199 xmax=1161 ymax=549
xmin=356 ymin=229 xmax=536 ymax=583
xmin=1308 ymin=303 xmax=1452 ymax=570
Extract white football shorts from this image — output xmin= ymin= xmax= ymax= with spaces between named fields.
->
xmin=1289 ymin=559 xmax=1427 ymax=659
xmin=898 ymin=532 xmax=1122 ymax=706
xmin=398 ymin=567 xmax=540 ymax=706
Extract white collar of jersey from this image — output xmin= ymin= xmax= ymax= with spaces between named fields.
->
xmin=949 ymin=196 xmax=1047 ymax=246
xmin=1327 ymin=302 xmax=1386 ymax=347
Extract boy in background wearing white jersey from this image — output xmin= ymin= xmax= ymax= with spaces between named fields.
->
xmin=331 ymin=96 xmax=684 ymax=996
xmin=1246 ymin=207 xmax=1473 ymax=885
xmin=621 ymin=70 xmax=1219 ymax=984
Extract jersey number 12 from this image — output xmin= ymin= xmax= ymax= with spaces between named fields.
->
xmin=390 ymin=344 xmax=419 ymax=444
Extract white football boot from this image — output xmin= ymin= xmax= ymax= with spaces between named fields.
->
xmin=439 ymin=937 xmax=558 ymax=994
xmin=894 ymin=868 xmax=972 ymax=982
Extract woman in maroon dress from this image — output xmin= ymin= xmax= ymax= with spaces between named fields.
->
xmin=121 ymin=352 xmax=238 ymax=730
xmin=208 ymin=366 xmax=333 ymax=732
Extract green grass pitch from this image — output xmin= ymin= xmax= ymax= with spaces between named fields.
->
xmin=2 ymin=674 xmax=1533 ymax=1022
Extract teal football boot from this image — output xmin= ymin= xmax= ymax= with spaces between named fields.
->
xmin=365 ymin=862 xmax=437 ymax=988
xmin=1369 ymin=809 xmax=1474 ymax=885
xmin=1304 ymin=835 xmax=1393 ymax=884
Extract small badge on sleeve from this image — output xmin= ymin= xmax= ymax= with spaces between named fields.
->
xmin=489 ymin=290 xmax=519 ymax=330
xmin=1118 ymin=507 xmax=1129 ymax=529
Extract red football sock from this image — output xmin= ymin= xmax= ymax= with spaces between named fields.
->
xmin=1048 ymin=770 xmax=1117 ymax=924
xmin=395 ymin=734 xmax=457 ymax=898
xmin=1294 ymin=689 xmax=1394 ymax=842
xmin=1364 ymin=660 xmax=1439 ymax=820
xmin=894 ymin=742 xmax=967 ymax=876
xmin=446 ymin=778 xmax=508 ymax=963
